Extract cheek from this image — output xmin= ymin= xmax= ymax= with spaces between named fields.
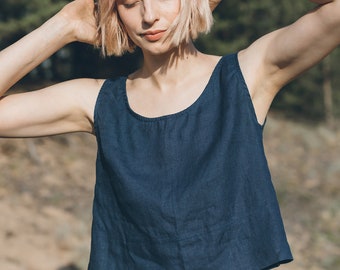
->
xmin=117 ymin=18 xmax=136 ymax=42
xmin=163 ymin=0 xmax=181 ymax=21
xmin=117 ymin=12 xmax=140 ymax=45
xmin=116 ymin=6 xmax=139 ymax=32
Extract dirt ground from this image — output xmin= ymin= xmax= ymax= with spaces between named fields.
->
xmin=0 ymin=115 xmax=339 ymax=270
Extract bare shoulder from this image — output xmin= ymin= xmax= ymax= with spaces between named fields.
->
xmin=62 ymin=78 xmax=105 ymax=122
xmin=202 ymin=54 xmax=223 ymax=68
xmin=55 ymin=78 xmax=105 ymax=104
xmin=68 ymin=78 xmax=105 ymax=94
xmin=0 ymin=78 xmax=105 ymax=138
xmin=44 ymin=78 xmax=105 ymax=115
xmin=194 ymin=53 xmax=223 ymax=78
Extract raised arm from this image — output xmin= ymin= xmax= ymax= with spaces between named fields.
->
xmin=239 ymin=0 xmax=340 ymax=124
xmin=0 ymin=0 xmax=102 ymax=138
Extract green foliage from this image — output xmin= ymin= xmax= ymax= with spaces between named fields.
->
xmin=0 ymin=0 xmax=68 ymax=46
xmin=197 ymin=0 xmax=314 ymax=55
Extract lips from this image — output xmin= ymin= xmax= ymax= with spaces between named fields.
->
xmin=142 ymin=30 xmax=166 ymax=42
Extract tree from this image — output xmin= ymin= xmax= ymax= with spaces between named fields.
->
xmin=0 ymin=0 xmax=68 ymax=46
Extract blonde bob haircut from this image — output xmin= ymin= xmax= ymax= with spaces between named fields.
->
xmin=95 ymin=0 xmax=214 ymax=56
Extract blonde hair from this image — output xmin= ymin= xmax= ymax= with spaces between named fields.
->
xmin=95 ymin=0 xmax=213 ymax=56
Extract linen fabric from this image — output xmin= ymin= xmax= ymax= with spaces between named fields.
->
xmin=89 ymin=53 xmax=293 ymax=269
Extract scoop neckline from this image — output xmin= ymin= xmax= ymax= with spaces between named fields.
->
xmin=122 ymin=56 xmax=224 ymax=122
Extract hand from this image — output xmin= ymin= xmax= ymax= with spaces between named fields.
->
xmin=209 ymin=0 xmax=222 ymax=11
xmin=58 ymin=0 xmax=97 ymax=44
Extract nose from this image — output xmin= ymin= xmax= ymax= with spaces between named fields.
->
xmin=142 ymin=0 xmax=159 ymax=25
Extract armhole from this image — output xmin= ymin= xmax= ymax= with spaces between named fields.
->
xmin=234 ymin=53 xmax=266 ymax=129
xmin=93 ymin=79 xmax=110 ymax=136
xmin=93 ymin=77 xmax=126 ymax=136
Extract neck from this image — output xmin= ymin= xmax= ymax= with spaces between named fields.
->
xmin=136 ymin=41 xmax=202 ymax=91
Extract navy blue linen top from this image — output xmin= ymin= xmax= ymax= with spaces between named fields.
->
xmin=90 ymin=53 xmax=293 ymax=269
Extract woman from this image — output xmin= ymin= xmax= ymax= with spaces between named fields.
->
xmin=0 ymin=0 xmax=339 ymax=269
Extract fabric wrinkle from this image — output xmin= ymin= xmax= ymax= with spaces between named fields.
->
xmin=89 ymin=53 xmax=293 ymax=269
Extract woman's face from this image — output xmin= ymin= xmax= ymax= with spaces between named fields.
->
xmin=116 ymin=0 xmax=181 ymax=55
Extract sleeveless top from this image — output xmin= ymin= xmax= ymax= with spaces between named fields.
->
xmin=90 ymin=53 xmax=293 ymax=269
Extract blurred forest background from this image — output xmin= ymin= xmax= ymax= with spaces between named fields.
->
xmin=0 ymin=0 xmax=339 ymax=270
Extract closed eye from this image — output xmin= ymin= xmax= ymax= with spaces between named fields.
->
xmin=123 ymin=1 xmax=141 ymax=8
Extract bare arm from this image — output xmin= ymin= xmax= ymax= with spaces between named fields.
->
xmin=0 ymin=79 xmax=102 ymax=138
xmin=0 ymin=0 xmax=101 ymax=137
xmin=239 ymin=0 xmax=340 ymax=124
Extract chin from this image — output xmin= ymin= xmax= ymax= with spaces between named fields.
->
xmin=141 ymin=42 xmax=180 ymax=56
